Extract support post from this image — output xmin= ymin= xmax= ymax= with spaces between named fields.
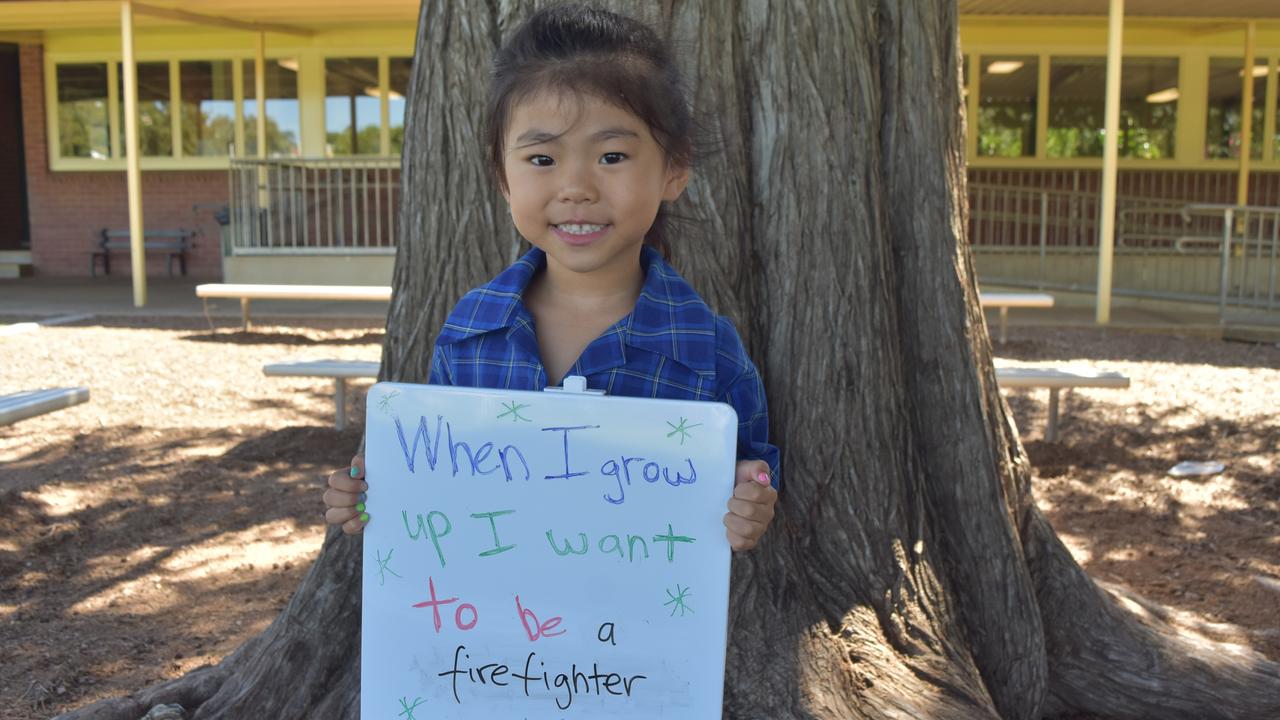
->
xmin=1237 ymin=21 xmax=1257 ymax=208
xmin=1046 ymin=388 xmax=1060 ymax=443
xmin=121 ymin=1 xmax=146 ymax=307
xmin=1096 ymin=0 xmax=1124 ymax=326
xmin=335 ymin=378 xmax=347 ymax=431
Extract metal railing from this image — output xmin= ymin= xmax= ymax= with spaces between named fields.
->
xmin=968 ymin=183 xmax=1280 ymax=322
xmin=227 ymin=157 xmax=400 ymax=255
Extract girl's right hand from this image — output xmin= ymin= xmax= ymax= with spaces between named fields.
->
xmin=323 ymin=455 xmax=368 ymax=535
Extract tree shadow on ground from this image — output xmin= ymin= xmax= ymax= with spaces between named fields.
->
xmin=1004 ymin=392 xmax=1280 ymax=662
xmin=181 ymin=330 xmax=385 ymax=346
xmin=995 ymin=327 xmax=1280 ymax=370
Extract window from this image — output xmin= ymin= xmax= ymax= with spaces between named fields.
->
xmin=1047 ymin=56 xmax=1178 ymax=160
xmin=117 ymin=61 xmax=172 ymax=157
xmin=180 ymin=60 xmax=235 ymax=157
xmin=978 ymin=55 xmax=1037 ymax=157
xmin=242 ymin=58 xmax=300 ymax=157
xmin=389 ymin=57 xmax=411 ymax=155
xmin=1206 ymin=57 xmax=1266 ymax=160
xmin=325 ymin=58 xmax=381 ymax=156
xmin=56 ymin=63 xmax=110 ymax=159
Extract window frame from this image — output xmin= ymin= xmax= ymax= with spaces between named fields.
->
xmin=319 ymin=53 xmax=411 ymax=158
xmin=964 ymin=42 xmax=1280 ymax=170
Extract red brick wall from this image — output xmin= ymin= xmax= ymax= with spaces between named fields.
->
xmin=20 ymin=44 xmax=227 ymax=278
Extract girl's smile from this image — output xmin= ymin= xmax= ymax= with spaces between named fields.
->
xmin=550 ymin=222 xmax=611 ymax=246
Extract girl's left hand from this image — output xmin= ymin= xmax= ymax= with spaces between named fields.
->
xmin=724 ymin=459 xmax=777 ymax=551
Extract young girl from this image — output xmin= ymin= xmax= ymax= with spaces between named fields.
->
xmin=323 ymin=3 xmax=778 ymax=551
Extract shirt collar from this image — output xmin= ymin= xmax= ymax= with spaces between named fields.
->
xmin=436 ymin=245 xmax=717 ymax=374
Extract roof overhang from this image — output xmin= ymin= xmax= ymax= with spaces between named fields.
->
xmin=959 ymin=0 xmax=1280 ymax=21
xmin=0 ymin=0 xmax=418 ymax=35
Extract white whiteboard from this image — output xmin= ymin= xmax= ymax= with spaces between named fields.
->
xmin=360 ymin=379 xmax=738 ymax=719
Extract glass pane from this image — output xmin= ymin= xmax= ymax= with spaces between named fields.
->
xmin=56 ymin=63 xmax=110 ymax=159
xmin=978 ymin=55 xmax=1037 ymax=157
xmin=1119 ymin=57 xmax=1178 ymax=159
xmin=242 ymin=58 xmax=300 ymax=157
xmin=117 ymin=61 xmax=173 ymax=157
xmin=325 ymin=58 xmax=381 ymax=156
xmin=180 ymin=60 xmax=235 ymax=157
xmin=389 ymin=57 xmax=411 ymax=156
xmin=1206 ymin=57 xmax=1266 ymax=160
xmin=1048 ymin=56 xmax=1178 ymax=160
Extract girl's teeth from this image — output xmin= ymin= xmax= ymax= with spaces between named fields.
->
xmin=557 ymin=223 xmax=605 ymax=234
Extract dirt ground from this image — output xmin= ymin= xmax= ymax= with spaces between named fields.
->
xmin=0 ymin=317 xmax=1277 ymax=719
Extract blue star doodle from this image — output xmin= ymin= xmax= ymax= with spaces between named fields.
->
xmin=377 ymin=390 xmax=400 ymax=415
xmin=497 ymin=400 xmax=532 ymax=422
xmin=397 ymin=696 xmax=425 ymax=719
xmin=376 ymin=548 xmax=402 ymax=586
xmin=665 ymin=417 xmax=701 ymax=445
xmin=664 ymin=584 xmax=694 ymax=617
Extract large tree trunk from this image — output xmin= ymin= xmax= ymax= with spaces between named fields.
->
xmin=58 ymin=2 xmax=1280 ymax=719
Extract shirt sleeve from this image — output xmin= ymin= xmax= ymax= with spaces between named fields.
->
xmin=714 ymin=316 xmax=781 ymax=489
xmin=427 ymin=342 xmax=454 ymax=386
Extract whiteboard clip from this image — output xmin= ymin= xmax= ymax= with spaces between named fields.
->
xmin=545 ymin=375 xmax=605 ymax=395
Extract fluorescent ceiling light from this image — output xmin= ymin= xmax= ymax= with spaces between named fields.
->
xmin=1145 ymin=87 xmax=1180 ymax=103
xmin=986 ymin=61 xmax=1024 ymax=75
xmin=1240 ymin=65 xmax=1269 ymax=78
xmin=276 ymin=58 xmax=299 ymax=72
xmin=363 ymin=86 xmax=404 ymax=100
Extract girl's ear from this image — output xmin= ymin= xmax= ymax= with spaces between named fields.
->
xmin=662 ymin=163 xmax=691 ymax=202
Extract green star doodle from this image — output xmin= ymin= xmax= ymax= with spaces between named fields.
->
xmin=377 ymin=390 xmax=400 ymax=415
xmin=376 ymin=548 xmax=402 ymax=586
xmin=398 ymin=696 xmax=425 ymax=719
xmin=497 ymin=400 xmax=532 ymax=422
xmin=664 ymin=584 xmax=694 ymax=617
xmin=665 ymin=417 xmax=702 ymax=445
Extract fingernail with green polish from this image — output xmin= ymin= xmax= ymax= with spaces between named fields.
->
xmin=359 ymin=512 xmax=370 ymax=523
xmin=349 ymin=465 xmax=360 ymax=478
xmin=356 ymin=502 xmax=365 ymax=512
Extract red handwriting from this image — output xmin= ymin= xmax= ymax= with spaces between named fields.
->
xmin=411 ymin=576 xmax=479 ymax=632
xmin=516 ymin=594 xmax=566 ymax=642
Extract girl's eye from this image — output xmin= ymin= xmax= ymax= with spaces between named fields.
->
xmin=600 ymin=152 xmax=627 ymax=165
xmin=528 ymin=155 xmax=554 ymax=167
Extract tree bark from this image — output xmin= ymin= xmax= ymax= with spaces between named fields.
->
xmin=57 ymin=1 xmax=1280 ymax=719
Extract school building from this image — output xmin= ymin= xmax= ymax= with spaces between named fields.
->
xmin=0 ymin=1 xmax=1278 ymax=324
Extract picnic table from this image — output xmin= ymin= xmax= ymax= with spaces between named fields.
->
xmin=195 ymin=283 xmax=392 ymax=330
xmin=979 ymin=292 xmax=1054 ymax=343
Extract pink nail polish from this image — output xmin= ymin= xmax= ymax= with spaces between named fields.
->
xmin=757 ymin=472 xmax=770 ymax=485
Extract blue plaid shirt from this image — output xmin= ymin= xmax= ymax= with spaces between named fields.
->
xmin=429 ymin=245 xmax=780 ymax=484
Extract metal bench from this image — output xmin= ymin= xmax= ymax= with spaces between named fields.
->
xmin=979 ymin=292 xmax=1054 ymax=344
xmin=263 ymin=360 xmax=379 ymax=430
xmin=196 ymin=283 xmax=392 ymax=330
xmin=92 ymin=229 xmax=195 ymax=277
xmin=0 ymin=387 xmax=90 ymax=426
xmin=994 ymin=365 xmax=1130 ymax=442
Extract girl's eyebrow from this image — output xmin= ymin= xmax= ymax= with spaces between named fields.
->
xmin=513 ymin=129 xmax=563 ymax=148
xmin=512 ymin=127 xmax=639 ymax=148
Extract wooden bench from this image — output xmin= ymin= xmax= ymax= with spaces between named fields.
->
xmin=263 ymin=360 xmax=379 ymax=430
xmin=0 ymin=387 xmax=90 ymax=426
xmin=994 ymin=365 xmax=1130 ymax=442
xmin=92 ymin=229 xmax=195 ymax=277
xmin=979 ymin=292 xmax=1054 ymax=344
xmin=196 ymin=283 xmax=392 ymax=330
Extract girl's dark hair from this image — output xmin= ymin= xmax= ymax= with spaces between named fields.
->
xmin=484 ymin=3 xmax=694 ymax=259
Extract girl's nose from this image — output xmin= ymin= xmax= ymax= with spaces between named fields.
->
xmin=557 ymin=163 xmax=597 ymax=203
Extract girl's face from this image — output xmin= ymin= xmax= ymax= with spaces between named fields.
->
xmin=502 ymin=91 xmax=689 ymax=285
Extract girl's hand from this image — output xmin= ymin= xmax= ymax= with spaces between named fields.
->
xmin=323 ymin=455 xmax=368 ymax=535
xmin=723 ymin=459 xmax=777 ymax=551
